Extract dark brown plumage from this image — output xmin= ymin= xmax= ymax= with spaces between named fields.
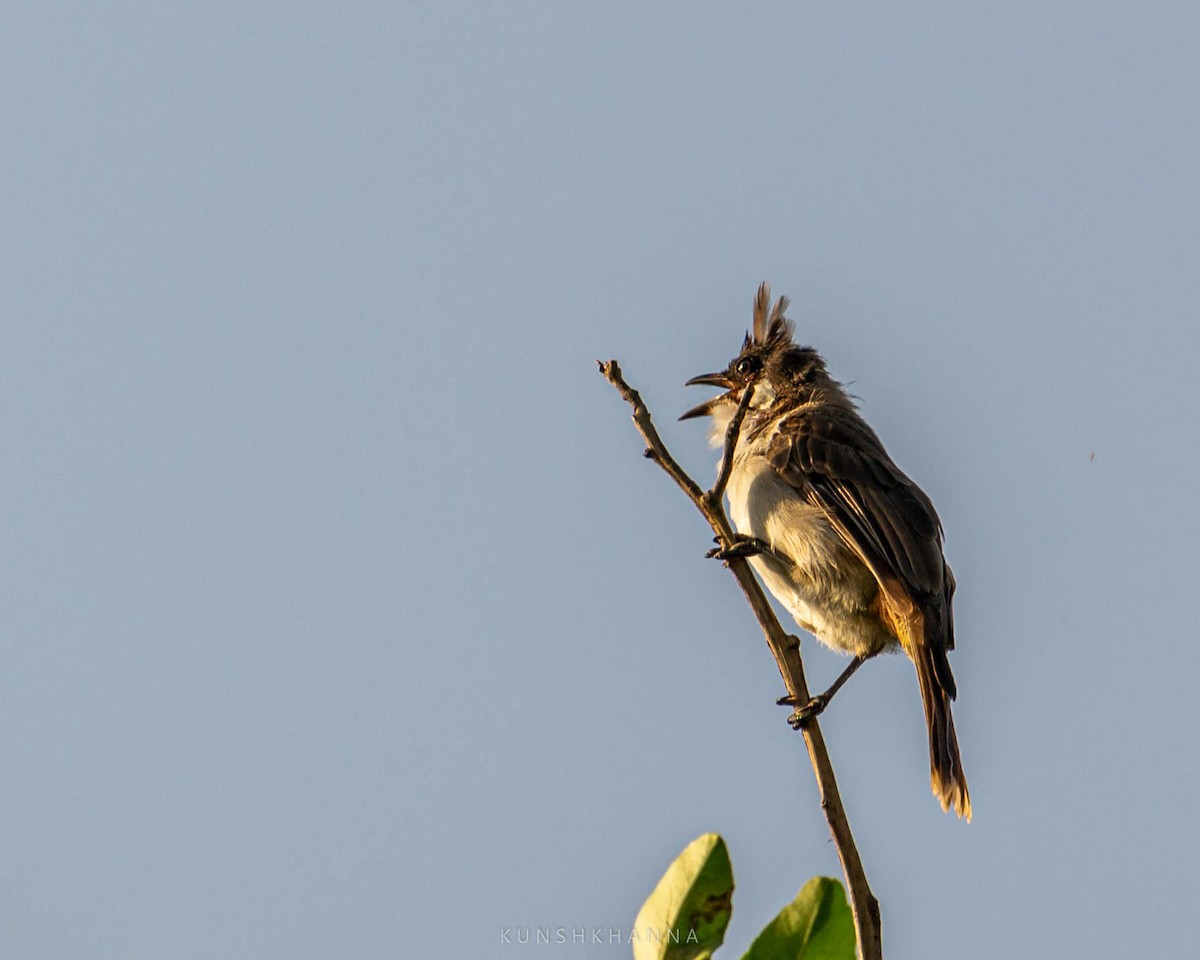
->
xmin=687 ymin=283 xmax=970 ymax=819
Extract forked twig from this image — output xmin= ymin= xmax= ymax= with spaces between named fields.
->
xmin=598 ymin=359 xmax=882 ymax=960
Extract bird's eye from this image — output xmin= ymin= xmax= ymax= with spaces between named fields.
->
xmin=734 ymin=356 xmax=761 ymax=377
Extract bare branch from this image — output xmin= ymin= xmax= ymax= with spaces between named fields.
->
xmin=597 ymin=360 xmax=704 ymax=502
xmin=599 ymin=358 xmax=883 ymax=960
xmin=708 ymin=380 xmax=756 ymax=508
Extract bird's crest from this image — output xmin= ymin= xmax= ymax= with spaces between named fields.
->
xmin=746 ymin=281 xmax=794 ymax=350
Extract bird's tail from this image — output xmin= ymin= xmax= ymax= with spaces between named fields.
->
xmin=914 ymin=643 xmax=971 ymax=821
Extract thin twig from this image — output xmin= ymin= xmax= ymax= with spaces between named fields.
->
xmin=598 ymin=359 xmax=883 ymax=960
xmin=599 ymin=361 xmax=705 ymax=502
xmin=708 ymin=381 xmax=757 ymax=507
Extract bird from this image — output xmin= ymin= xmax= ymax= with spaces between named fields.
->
xmin=680 ymin=283 xmax=970 ymax=820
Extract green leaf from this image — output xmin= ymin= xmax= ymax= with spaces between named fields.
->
xmin=740 ymin=876 xmax=855 ymax=960
xmin=632 ymin=833 xmax=734 ymax=960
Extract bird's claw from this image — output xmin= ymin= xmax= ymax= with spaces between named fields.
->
xmin=706 ymin=535 xmax=772 ymax=561
xmin=780 ymin=693 xmax=829 ymax=729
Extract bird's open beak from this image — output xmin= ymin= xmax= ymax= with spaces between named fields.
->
xmin=680 ymin=372 xmax=737 ymax=421
xmin=685 ymin=372 xmax=736 ymax=389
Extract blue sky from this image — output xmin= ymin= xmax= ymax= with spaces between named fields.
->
xmin=2 ymin=3 xmax=1198 ymax=958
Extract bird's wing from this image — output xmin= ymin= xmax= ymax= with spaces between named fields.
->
xmin=766 ymin=404 xmax=949 ymax=612
xmin=769 ymin=403 xmax=965 ymax=806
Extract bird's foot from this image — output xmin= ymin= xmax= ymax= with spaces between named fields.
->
xmin=705 ymin=535 xmax=776 ymax=562
xmin=778 ymin=692 xmax=829 ymax=729
xmin=776 ymin=653 xmax=871 ymax=729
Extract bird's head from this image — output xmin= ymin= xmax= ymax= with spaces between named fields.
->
xmin=681 ymin=283 xmax=830 ymax=443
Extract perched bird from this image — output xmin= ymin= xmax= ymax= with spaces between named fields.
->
xmin=681 ymin=284 xmax=970 ymax=819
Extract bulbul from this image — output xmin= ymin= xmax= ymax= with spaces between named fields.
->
xmin=681 ymin=284 xmax=970 ymax=820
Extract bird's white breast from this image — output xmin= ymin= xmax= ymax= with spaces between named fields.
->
xmin=725 ymin=451 xmax=893 ymax=657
